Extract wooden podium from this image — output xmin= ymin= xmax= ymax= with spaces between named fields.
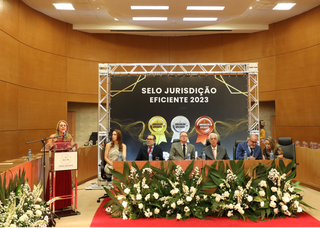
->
xmin=48 ymin=142 xmax=80 ymax=217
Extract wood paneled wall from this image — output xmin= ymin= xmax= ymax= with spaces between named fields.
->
xmin=1 ymin=0 xmax=320 ymax=161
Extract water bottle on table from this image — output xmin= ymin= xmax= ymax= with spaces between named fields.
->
xmin=270 ymin=150 xmax=274 ymax=160
xmin=118 ymin=151 xmax=122 ymax=161
xmin=149 ymin=152 xmax=152 ymax=161
xmin=202 ymin=151 xmax=206 ymax=160
xmin=244 ymin=152 xmax=248 ymax=160
xmin=187 ymin=151 xmax=191 ymax=160
xmin=28 ymin=149 xmax=32 ymax=161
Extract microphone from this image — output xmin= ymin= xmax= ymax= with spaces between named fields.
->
xmin=63 ymin=131 xmax=66 ymax=137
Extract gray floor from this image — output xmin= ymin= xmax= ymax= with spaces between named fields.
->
xmin=56 ymin=179 xmax=320 ymax=227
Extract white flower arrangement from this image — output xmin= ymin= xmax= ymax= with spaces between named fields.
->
xmin=103 ymin=160 xmax=312 ymax=221
xmin=0 ymin=182 xmax=58 ymax=227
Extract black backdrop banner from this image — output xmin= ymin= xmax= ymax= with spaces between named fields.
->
xmin=110 ymin=75 xmax=248 ymax=160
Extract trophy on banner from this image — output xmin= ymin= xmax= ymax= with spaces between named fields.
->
xmin=171 ymin=116 xmax=190 ymax=142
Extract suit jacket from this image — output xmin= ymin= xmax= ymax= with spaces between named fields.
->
xmin=204 ymin=145 xmax=230 ymax=160
xmin=235 ymin=141 xmax=262 ymax=160
xmin=169 ymin=142 xmax=195 ymax=160
xmin=135 ymin=145 xmax=163 ymax=161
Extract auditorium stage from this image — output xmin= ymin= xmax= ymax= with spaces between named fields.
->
xmin=56 ymin=178 xmax=320 ymax=227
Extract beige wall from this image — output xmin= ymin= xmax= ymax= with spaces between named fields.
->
xmin=1 ymin=0 xmax=320 ymax=161
xmin=68 ymin=102 xmax=98 ymax=145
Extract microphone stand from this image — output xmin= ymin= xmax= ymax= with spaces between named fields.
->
xmin=26 ymin=134 xmax=64 ymax=219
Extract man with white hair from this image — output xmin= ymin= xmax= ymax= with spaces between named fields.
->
xmin=204 ymin=133 xmax=229 ymax=160
xmin=236 ymin=134 xmax=262 ymax=160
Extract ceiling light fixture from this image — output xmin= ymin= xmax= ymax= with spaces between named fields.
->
xmin=53 ymin=3 xmax=75 ymax=10
xmin=114 ymin=18 xmax=119 ymax=21
xmin=132 ymin=17 xmax=168 ymax=21
xmin=249 ymin=7 xmax=252 ymax=9
xmin=186 ymin=6 xmax=225 ymax=10
xmin=131 ymin=6 xmax=169 ymax=10
xmin=183 ymin=17 xmax=217 ymax=21
xmin=273 ymin=3 xmax=296 ymax=10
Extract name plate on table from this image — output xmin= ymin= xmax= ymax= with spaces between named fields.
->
xmin=54 ymin=151 xmax=78 ymax=171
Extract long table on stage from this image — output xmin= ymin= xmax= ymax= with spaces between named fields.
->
xmin=113 ymin=159 xmax=292 ymax=176
xmin=0 ymin=145 xmax=98 ymax=192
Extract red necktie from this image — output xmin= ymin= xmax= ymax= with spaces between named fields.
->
xmin=212 ymin=147 xmax=216 ymax=159
xmin=148 ymin=147 xmax=152 ymax=155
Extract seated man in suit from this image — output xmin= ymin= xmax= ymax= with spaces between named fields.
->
xmin=235 ymin=134 xmax=262 ymax=160
xmin=204 ymin=133 xmax=230 ymax=160
xmin=135 ymin=134 xmax=163 ymax=161
xmin=169 ymin=131 xmax=195 ymax=160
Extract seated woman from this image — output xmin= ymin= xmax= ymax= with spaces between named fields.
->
xmin=45 ymin=120 xmax=74 ymax=210
xmin=104 ymin=129 xmax=127 ymax=174
xmin=263 ymin=136 xmax=284 ymax=160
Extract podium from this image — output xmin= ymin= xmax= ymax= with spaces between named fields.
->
xmin=46 ymin=141 xmax=81 ymax=217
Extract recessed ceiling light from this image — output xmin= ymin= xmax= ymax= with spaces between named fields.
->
xmin=183 ymin=17 xmax=217 ymax=21
xmin=131 ymin=6 xmax=169 ymax=10
xmin=53 ymin=3 xmax=75 ymax=10
xmin=132 ymin=17 xmax=168 ymax=21
xmin=249 ymin=7 xmax=253 ymax=9
xmin=114 ymin=18 xmax=119 ymax=21
xmin=186 ymin=6 xmax=225 ymax=10
xmin=273 ymin=3 xmax=296 ymax=10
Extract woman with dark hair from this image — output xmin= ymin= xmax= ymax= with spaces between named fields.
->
xmin=263 ymin=136 xmax=284 ymax=160
xmin=45 ymin=120 xmax=74 ymax=210
xmin=260 ymin=120 xmax=267 ymax=143
xmin=104 ymin=129 xmax=127 ymax=174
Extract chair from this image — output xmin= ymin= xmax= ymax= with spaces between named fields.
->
xmin=88 ymin=132 xmax=98 ymax=145
xmin=278 ymin=137 xmax=297 ymax=177
xmin=233 ymin=140 xmax=247 ymax=160
xmin=97 ymin=141 xmax=112 ymax=203
xmin=278 ymin=137 xmax=296 ymax=160
xmin=173 ymin=139 xmax=180 ymax=143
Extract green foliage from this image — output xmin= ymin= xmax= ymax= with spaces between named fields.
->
xmin=0 ymin=169 xmax=27 ymax=205
xmin=103 ymin=160 xmax=312 ymax=221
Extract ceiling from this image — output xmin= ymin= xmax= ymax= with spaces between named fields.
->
xmin=22 ymin=0 xmax=320 ymax=36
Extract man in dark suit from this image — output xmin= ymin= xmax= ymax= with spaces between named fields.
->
xmin=135 ymin=134 xmax=163 ymax=161
xmin=204 ymin=133 xmax=230 ymax=160
xmin=169 ymin=131 xmax=195 ymax=160
xmin=236 ymin=134 xmax=262 ymax=160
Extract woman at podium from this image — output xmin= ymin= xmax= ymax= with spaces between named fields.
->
xmin=45 ymin=120 xmax=74 ymax=210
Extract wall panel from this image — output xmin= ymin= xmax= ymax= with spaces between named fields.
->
xmin=0 ymin=31 xmax=19 ymax=84
xmin=19 ymin=2 xmax=68 ymax=56
xmin=19 ymin=44 xmax=67 ymax=91
xmin=275 ymin=45 xmax=320 ymax=90
xmin=117 ymin=35 xmax=169 ymax=63
xmin=256 ymin=56 xmax=275 ymax=93
xmin=276 ymin=86 xmax=320 ymax=127
xmin=19 ymin=129 xmax=54 ymax=160
xmin=67 ymin=25 xmax=118 ymax=62
xmin=0 ymin=131 xmax=19 ymax=162
xmin=18 ymin=87 xmax=67 ymax=130
xmin=169 ymin=35 xmax=223 ymax=63
xmin=274 ymin=6 xmax=320 ymax=55
xmin=0 ymin=0 xmax=20 ymax=38
xmin=0 ymin=82 xmax=18 ymax=131
xmin=222 ymin=28 xmax=275 ymax=62
xmin=67 ymin=58 xmax=98 ymax=95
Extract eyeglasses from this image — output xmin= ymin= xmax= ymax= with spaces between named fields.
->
xmin=147 ymin=138 xmax=154 ymax=140
xmin=180 ymin=135 xmax=188 ymax=138
xmin=250 ymin=139 xmax=258 ymax=144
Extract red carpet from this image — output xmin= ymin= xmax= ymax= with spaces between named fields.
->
xmin=90 ymin=198 xmax=320 ymax=227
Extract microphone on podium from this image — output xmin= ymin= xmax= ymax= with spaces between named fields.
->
xmin=63 ymin=131 xmax=66 ymax=137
